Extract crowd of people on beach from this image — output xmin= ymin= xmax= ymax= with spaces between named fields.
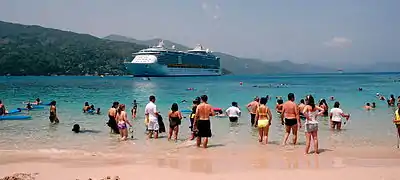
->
xmin=1 ymin=90 xmax=400 ymax=154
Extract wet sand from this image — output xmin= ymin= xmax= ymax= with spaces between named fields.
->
xmin=1 ymin=144 xmax=400 ymax=180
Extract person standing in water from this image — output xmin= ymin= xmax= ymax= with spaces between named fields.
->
xmin=225 ymin=102 xmax=241 ymax=123
xmin=303 ymin=95 xmax=324 ymax=154
xmin=49 ymin=101 xmax=59 ymax=124
xmin=281 ymin=93 xmax=301 ymax=146
xmin=168 ymin=103 xmax=182 ymax=141
xmin=194 ymin=95 xmax=215 ymax=148
xmin=189 ymin=97 xmax=201 ymax=140
xmin=330 ymin=101 xmax=350 ymax=130
xmin=393 ymin=103 xmax=400 ymax=142
xmin=247 ymin=97 xmax=260 ymax=127
xmin=145 ymin=95 xmax=159 ymax=139
xmin=0 ymin=100 xmax=7 ymax=115
xmin=298 ymin=99 xmax=306 ymax=120
xmin=256 ymin=97 xmax=272 ymax=144
xmin=107 ymin=102 xmax=120 ymax=134
xmin=131 ymin=100 xmax=138 ymax=119
xmin=116 ymin=104 xmax=132 ymax=141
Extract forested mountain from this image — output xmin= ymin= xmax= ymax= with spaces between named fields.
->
xmin=0 ymin=21 xmax=146 ymax=75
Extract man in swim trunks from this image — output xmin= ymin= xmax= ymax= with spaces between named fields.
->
xmin=107 ymin=102 xmax=120 ymax=134
xmin=281 ymin=93 xmax=301 ymax=145
xmin=194 ymin=95 xmax=215 ymax=148
xmin=247 ymin=97 xmax=259 ymax=127
xmin=145 ymin=95 xmax=159 ymax=139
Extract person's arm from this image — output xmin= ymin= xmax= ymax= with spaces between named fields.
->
xmin=124 ymin=112 xmax=132 ymax=127
xmin=267 ymin=108 xmax=273 ymax=125
xmin=178 ymin=111 xmax=183 ymax=120
xmin=246 ymin=103 xmax=252 ymax=112
xmin=225 ymin=108 xmax=229 ymax=117
xmin=210 ymin=106 xmax=215 ymax=117
xmin=153 ymin=105 xmax=159 ymax=116
xmin=280 ymin=105 xmax=285 ymax=125
xmin=316 ymin=106 xmax=325 ymax=116
xmin=238 ymin=108 xmax=242 ymax=117
xmin=294 ymin=105 xmax=301 ymax=127
xmin=255 ymin=108 xmax=259 ymax=126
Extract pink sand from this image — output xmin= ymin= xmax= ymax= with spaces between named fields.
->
xmin=1 ymin=145 xmax=400 ymax=180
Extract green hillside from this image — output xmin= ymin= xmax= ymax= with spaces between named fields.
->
xmin=0 ymin=21 xmax=146 ymax=75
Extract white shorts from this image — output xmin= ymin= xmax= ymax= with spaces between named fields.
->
xmin=147 ymin=120 xmax=159 ymax=131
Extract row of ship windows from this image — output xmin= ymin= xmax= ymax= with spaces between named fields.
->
xmin=167 ymin=64 xmax=220 ymax=69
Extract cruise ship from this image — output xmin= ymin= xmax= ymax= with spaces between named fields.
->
xmin=124 ymin=40 xmax=221 ymax=77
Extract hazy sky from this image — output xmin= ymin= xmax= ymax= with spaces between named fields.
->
xmin=1 ymin=0 xmax=399 ymax=66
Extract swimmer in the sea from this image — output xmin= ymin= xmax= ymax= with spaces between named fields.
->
xmin=364 ymin=103 xmax=373 ymax=111
xmin=72 ymin=124 xmax=100 ymax=133
xmin=371 ymin=102 xmax=376 ymax=108
xmin=330 ymin=96 xmax=335 ymax=101
xmin=83 ymin=102 xmax=90 ymax=113
xmin=181 ymin=100 xmax=187 ymax=103
xmin=0 ymin=100 xmax=8 ymax=115
xmin=34 ymin=98 xmax=41 ymax=105
xmin=318 ymin=99 xmax=329 ymax=117
xmin=388 ymin=94 xmax=396 ymax=107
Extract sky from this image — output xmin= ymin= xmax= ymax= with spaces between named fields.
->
xmin=0 ymin=0 xmax=399 ymax=67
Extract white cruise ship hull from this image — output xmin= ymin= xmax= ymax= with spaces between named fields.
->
xmin=124 ymin=62 xmax=221 ymax=77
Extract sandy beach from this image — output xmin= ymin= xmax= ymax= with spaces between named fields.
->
xmin=1 ymin=144 xmax=400 ymax=180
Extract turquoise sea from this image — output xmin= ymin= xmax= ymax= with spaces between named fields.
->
xmin=0 ymin=73 xmax=399 ymax=154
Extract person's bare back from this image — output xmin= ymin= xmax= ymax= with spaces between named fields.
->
xmin=282 ymin=101 xmax=298 ymax=119
xmin=108 ymin=108 xmax=116 ymax=117
xmin=196 ymin=103 xmax=214 ymax=120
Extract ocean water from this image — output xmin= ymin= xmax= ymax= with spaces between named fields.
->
xmin=0 ymin=73 xmax=399 ymax=154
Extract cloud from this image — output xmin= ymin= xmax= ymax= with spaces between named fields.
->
xmin=324 ymin=37 xmax=352 ymax=48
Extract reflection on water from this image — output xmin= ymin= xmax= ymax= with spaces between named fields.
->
xmin=189 ymin=157 xmax=213 ymax=174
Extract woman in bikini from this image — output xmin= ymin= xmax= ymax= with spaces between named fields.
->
xmin=256 ymin=97 xmax=273 ymax=144
xmin=49 ymin=101 xmax=59 ymax=124
xmin=303 ymin=95 xmax=324 ymax=154
xmin=168 ymin=103 xmax=183 ymax=141
xmin=116 ymin=104 xmax=132 ymax=141
xmin=318 ymin=99 xmax=329 ymax=117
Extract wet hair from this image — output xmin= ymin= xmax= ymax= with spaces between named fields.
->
xmin=36 ymin=98 xmax=40 ymax=102
xmin=266 ymin=95 xmax=269 ymax=100
xmin=72 ymin=124 xmax=80 ymax=133
xmin=171 ymin=103 xmax=179 ymax=112
xmin=85 ymin=102 xmax=89 ymax=106
xmin=232 ymin=102 xmax=238 ymax=107
xmin=193 ymin=97 xmax=200 ymax=105
xmin=0 ymin=100 xmax=2 ymax=104
xmin=277 ymin=99 xmax=284 ymax=104
xmin=366 ymin=103 xmax=370 ymax=106
xmin=391 ymin=94 xmax=394 ymax=98
xmin=50 ymin=101 xmax=56 ymax=106
xmin=149 ymin=95 xmax=156 ymax=102
xmin=201 ymin=95 xmax=208 ymax=102
xmin=306 ymin=95 xmax=316 ymax=109
xmin=260 ymin=97 xmax=268 ymax=105
xmin=117 ymin=104 xmax=125 ymax=115
xmin=334 ymin=101 xmax=340 ymax=108
xmin=300 ymin=99 xmax=305 ymax=104
xmin=112 ymin=102 xmax=119 ymax=108
xmin=288 ymin=93 xmax=295 ymax=101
